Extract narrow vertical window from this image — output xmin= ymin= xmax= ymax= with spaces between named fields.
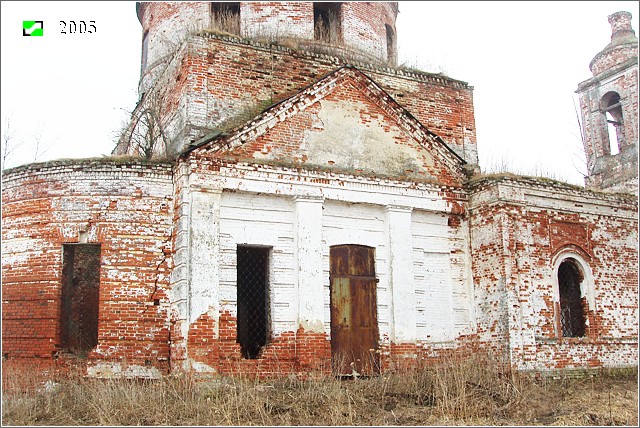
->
xmin=236 ymin=246 xmax=270 ymax=359
xmin=385 ymin=24 xmax=396 ymax=65
xmin=558 ymin=259 xmax=586 ymax=338
xmin=210 ymin=2 xmax=240 ymax=35
xmin=61 ymin=244 xmax=101 ymax=354
xmin=314 ymin=3 xmax=342 ymax=44
xmin=141 ymin=30 xmax=149 ymax=72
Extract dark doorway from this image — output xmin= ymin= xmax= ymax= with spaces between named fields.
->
xmin=329 ymin=245 xmax=379 ymax=376
xmin=558 ymin=259 xmax=586 ymax=338
xmin=61 ymin=244 xmax=101 ymax=354
xmin=236 ymin=246 xmax=270 ymax=359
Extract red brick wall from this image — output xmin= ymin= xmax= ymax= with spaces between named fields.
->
xmin=3 ymin=165 xmax=635 ymax=376
xmin=184 ymin=310 xmax=331 ymax=377
xmin=468 ymin=176 xmax=638 ymax=371
xmin=468 ymin=197 xmax=511 ymax=357
xmin=116 ymin=30 xmax=477 ymax=167
xmin=162 ymin=35 xmax=477 ymax=163
xmin=1 ymin=159 xmax=174 ymax=372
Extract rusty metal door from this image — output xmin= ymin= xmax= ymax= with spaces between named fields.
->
xmin=329 ymin=245 xmax=379 ymax=376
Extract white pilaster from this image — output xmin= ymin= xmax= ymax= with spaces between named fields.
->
xmin=386 ymin=205 xmax=417 ymax=343
xmin=188 ymin=187 xmax=222 ymax=327
xmin=294 ymin=195 xmax=325 ymax=333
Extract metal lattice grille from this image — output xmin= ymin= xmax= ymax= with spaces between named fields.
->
xmin=558 ymin=260 xmax=586 ymax=338
xmin=560 ymin=306 xmax=574 ymax=338
xmin=236 ymin=246 xmax=270 ymax=359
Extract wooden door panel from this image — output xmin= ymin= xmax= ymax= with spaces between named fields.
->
xmin=330 ymin=245 xmax=379 ymax=376
xmin=348 ymin=245 xmax=376 ymax=277
xmin=330 ymin=246 xmax=350 ymax=276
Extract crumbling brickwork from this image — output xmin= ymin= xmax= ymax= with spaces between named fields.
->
xmin=576 ymin=11 xmax=638 ymax=194
xmin=469 ymin=176 xmax=638 ymax=372
xmin=116 ymin=2 xmax=477 ymax=168
xmin=136 ymin=1 xmax=398 ymax=94
xmin=1 ymin=160 xmax=174 ymax=377
xmin=2 ymin=4 xmax=637 ymax=378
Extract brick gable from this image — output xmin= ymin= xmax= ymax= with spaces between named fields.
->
xmin=192 ymin=67 xmax=466 ymax=186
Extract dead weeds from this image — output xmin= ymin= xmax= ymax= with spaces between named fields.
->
xmin=2 ymin=357 xmax=637 ymax=426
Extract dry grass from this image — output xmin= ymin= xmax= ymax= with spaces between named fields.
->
xmin=2 ymin=353 xmax=637 ymax=426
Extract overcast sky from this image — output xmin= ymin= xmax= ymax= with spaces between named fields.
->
xmin=1 ymin=1 xmax=638 ymax=186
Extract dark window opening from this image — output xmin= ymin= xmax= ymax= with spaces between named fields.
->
xmin=314 ymin=3 xmax=342 ymax=44
xmin=141 ymin=30 xmax=149 ymax=72
xmin=385 ymin=24 xmax=396 ymax=65
xmin=61 ymin=244 xmax=101 ymax=355
xmin=211 ymin=2 xmax=240 ymax=35
xmin=558 ymin=259 xmax=586 ymax=338
xmin=236 ymin=246 xmax=270 ymax=359
xmin=601 ymin=92 xmax=624 ymax=155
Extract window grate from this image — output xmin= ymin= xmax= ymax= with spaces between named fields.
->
xmin=236 ymin=246 xmax=270 ymax=359
xmin=558 ymin=259 xmax=586 ymax=338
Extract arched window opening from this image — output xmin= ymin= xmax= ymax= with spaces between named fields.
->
xmin=314 ymin=3 xmax=342 ymax=44
xmin=211 ymin=2 xmax=240 ymax=36
xmin=141 ymin=30 xmax=149 ymax=72
xmin=601 ymin=92 xmax=624 ymax=155
xmin=558 ymin=259 xmax=586 ymax=338
xmin=385 ymin=24 xmax=396 ymax=65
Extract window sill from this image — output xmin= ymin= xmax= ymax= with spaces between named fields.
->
xmin=535 ymin=336 xmax=638 ymax=344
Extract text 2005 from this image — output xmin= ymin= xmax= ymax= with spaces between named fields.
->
xmin=60 ymin=21 xmax=96 ymax=34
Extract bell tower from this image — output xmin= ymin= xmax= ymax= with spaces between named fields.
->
xmin=576 ymin=11 xmax=638 ymax=194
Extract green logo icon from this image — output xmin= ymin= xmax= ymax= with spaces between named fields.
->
xmin=23 ymin=21 xmax=43 ymax=36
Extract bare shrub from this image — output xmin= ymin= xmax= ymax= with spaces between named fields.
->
xmin=117 ymin=90 xmax=171 ymax=160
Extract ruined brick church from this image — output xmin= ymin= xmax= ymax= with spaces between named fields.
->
xmin=2 ymin=3 xmax=637 ymax=378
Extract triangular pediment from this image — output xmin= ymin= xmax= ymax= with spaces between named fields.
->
xmin=193 ymin=67 xmax=466 ymax=184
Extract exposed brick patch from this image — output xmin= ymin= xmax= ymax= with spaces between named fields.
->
xmin=468 ymin=176 xmax=638 ymax=371
xmin=185 ymin=310 xmax=331 ymax=378
xmin=1 ymin=159 xmax=174 ymax=372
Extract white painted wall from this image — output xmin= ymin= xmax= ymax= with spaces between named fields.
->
xmin=219 ymin=192 xmax=297 ymax=335
xmin=182 ymin=163 xmax=475 ymax=348
xmin=321 ymin=200 xmax=390 ymax=338
xmin=411 ymin=209 xmax=474 ymax=342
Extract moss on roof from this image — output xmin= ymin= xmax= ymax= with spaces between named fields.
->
xmin=2 ymin=156 xmax=173 ymax=176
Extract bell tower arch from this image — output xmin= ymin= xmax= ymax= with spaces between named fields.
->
xmin=576 ymin=11 xmax=638 ymax=194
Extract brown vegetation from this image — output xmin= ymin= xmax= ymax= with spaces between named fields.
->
xmin=2 ymin=352 xmax=637 ymax=426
